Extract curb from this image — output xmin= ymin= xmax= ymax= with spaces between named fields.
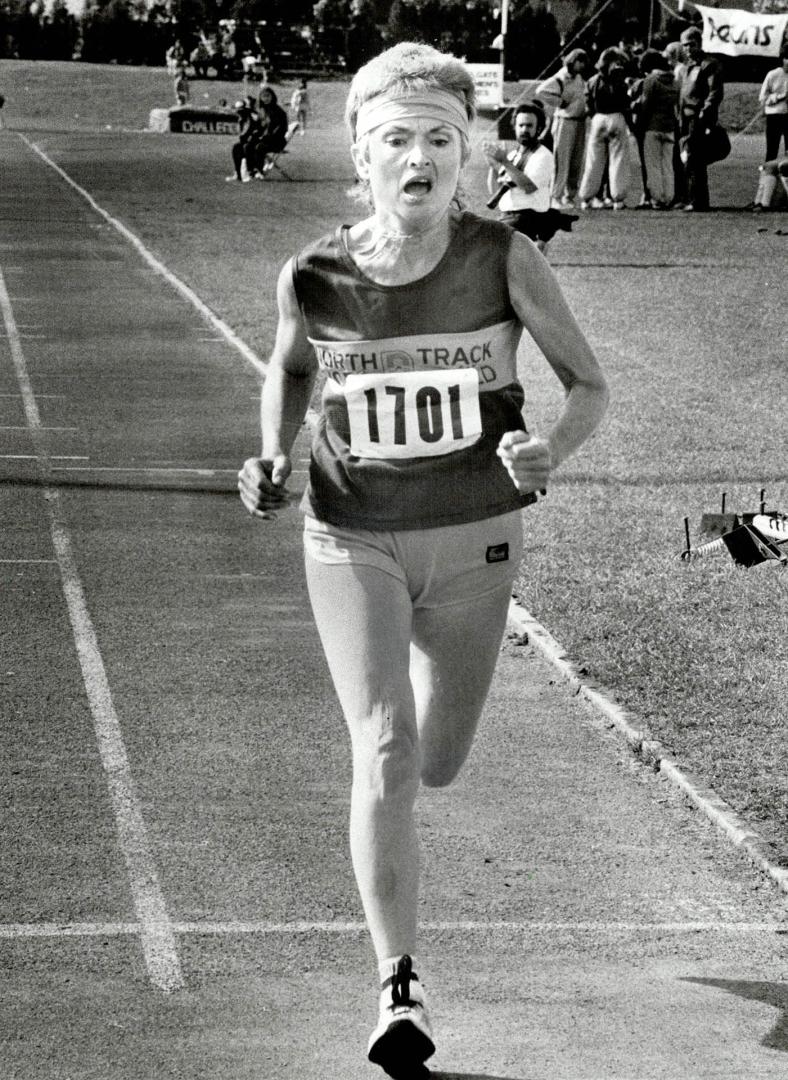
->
xmin=506 ymin=597 xmax=788 ymax=898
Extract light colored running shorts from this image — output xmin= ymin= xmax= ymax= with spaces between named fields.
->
xmin=303 ymin=511 xmax=523 ymax=610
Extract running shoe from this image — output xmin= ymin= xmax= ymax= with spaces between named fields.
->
xmin=368 ymin=956 xmax=435 ymax=1079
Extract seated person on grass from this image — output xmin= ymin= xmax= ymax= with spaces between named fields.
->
xmin=253 ymin=86 xmax=289 ymax=173
xmin=226 ymin=98 xmax=264 ymax=182
xmin=752 ymin=153 xmax=788 ymax=211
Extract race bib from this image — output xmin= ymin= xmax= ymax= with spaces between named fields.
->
xmin=345 ymin=368 xmax=482 ymax=459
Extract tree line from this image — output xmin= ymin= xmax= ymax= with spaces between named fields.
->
xmin=0 ymin=0 xmax=716 ymax=77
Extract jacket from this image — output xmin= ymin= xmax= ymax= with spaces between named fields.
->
xmin=676 ymin=55 xmax=724 ymax=124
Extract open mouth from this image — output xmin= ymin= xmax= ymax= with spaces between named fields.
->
xmin=402 ymin=177 xmax=433 ymax=197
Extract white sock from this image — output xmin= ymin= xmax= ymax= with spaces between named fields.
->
xmin=377 ymin=954 xmax=418 ymax=987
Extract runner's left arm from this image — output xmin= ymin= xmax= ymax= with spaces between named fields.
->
xmin=497 ymin=233 xmax=609 ymax=494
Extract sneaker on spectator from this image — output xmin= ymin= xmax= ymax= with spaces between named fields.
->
xmin=581 ymin=197 xmax=608 ymax=210
xmin=225 ymin=174 xmax=241 ymax=182
xmin=612 ymin=200 xmax=626 ymax=211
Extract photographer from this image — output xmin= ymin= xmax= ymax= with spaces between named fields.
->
xmin=483 ymin=101 xmax=576 ymax=256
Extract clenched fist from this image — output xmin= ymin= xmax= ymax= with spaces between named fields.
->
xmin=237 ymin=455 xmax=292 ymax=519
xmin=496 ymin=431 xmax=551 ymax=495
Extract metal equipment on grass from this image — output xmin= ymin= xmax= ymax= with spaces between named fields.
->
xmin=680 ymin=489 xmax=788 ymax=567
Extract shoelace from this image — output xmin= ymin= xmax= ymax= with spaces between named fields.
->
xmin=389 ymin=955 xmax=418 ymax=1008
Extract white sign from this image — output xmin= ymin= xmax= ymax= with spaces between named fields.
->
xmin=695 ymin=4 xmax=788 ymax=58
xmin=345 ymin=369 xmax=482 ymax=460
xmin=466 ymin=63 xmax=504 ymax=109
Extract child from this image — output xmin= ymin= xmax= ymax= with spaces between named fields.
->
xmin=290 ymin=78 xmax=309 ymax=134
xmin=174 ymin=66 xmax=190 ymax=106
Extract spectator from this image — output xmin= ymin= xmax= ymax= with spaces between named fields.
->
xmin=535 ymin=48 xmax=590 ymax=209
xmin=758 ymin=44 xmax=788 ymax=162
xmin=634 ymin=49 xmax=679 ymax=209
xmin=0 ymin=91 xmax=5 ymax=130
xmin=483 ymin=101 xmax=577 ymax=256
xmin=291 ymin=78 xmax=310 ymax=134
xmin=628 ymin=58 xmax=650 ymax=207
xmin=675 ymin=26 xmax=724 ymax=212
xmin=173 ymin=65 xmax=190 ymax=107
xmin=663 ymin=41 xmax=684 ymax=75
xmin=752 ymin=153 xmax=788 ymax=211
xmin=165 ymin=42 xmax=184 ymax=76
xmin=226 ymin=98 xmax=264 ymax=183
xmin=254 ymin=85 xmax=289 ymax=173
xmin=663 ymin=41 xmax=688 ymax=206
xmin=190 ymin=39 xmax=211 ymax=79
xmin=242 ymin=51 xmax=265 ymax=95
xmin=578 ymin=46 xmax=633 ymax=210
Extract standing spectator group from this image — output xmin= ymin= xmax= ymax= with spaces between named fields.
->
xmin=531 ymin=28 xmax=731 ymax=213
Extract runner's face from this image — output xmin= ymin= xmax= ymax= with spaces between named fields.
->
xmin=353 ymin=116 xmax=465 ymax=227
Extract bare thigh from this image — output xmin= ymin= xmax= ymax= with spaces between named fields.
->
xmin=411 ymin=580 xmax=514 ymax=787
xmin=304 ymin=558 xmax=418 ymax=755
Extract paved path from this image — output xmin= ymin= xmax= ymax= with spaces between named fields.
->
xmin=1 ymin=131 xmax=787 ymax=1080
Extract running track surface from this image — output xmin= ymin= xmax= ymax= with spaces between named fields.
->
xmin=1 ymin=130 xmax=787 ymax=1080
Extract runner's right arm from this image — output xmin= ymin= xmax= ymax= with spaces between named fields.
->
xmin=238 ymin=259 xmax=317 ymax=519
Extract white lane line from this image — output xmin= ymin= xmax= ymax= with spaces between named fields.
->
xmin=0 ymin=426 xmax=78 ymax=431
xmin=0 ymin=558 xmax=58 ymax=564
xmin=46 ymin=465 xmax=308 ymax=479
xmin=0 ymin=266 xmax=183 ymax=994
xmin=0 ymin=920 xmax=784 ymax=939
xmin=50 ymin=466 xmax=238 ymax=475
xmin=0 ymin=454 xmax=88 ymax=460
xmin=18 ymin=134 xmax=267 ymax=377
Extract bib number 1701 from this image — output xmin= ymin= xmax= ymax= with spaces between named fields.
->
xmin=345 ymin=368 xmax=482 ymax=459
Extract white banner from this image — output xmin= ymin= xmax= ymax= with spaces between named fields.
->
xmin=695 ymin=4 xmax=788 ymax=58
xmin=466 ymin=63 xmax=504 ymax=109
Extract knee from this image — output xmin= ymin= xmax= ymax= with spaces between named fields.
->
xmin=420 ymin=758 xmax=460 ymax=789
xmin=350 ymin=708 xmax=421 ymax=802
xmin=420 ymin=719 xmax=478 ymax=789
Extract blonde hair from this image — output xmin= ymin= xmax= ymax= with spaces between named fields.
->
xmin=345 ymin=42 xmax=476 ymax=209
xmin=345 ymin=42 xmax=476 ymax=142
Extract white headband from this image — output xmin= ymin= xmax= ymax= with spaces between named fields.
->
xmin=355 ymin=90 xmax=470 ymax=141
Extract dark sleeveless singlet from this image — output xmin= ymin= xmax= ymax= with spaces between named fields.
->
xmin=292 ymin=210 xmax=536 ymax=531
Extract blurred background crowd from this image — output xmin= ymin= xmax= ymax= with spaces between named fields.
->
xmin=0 ymin=0 xmax=784 ymax=84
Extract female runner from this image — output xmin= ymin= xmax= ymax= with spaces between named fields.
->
xmin=238 ymin=41 xmax=609 ymax=1079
